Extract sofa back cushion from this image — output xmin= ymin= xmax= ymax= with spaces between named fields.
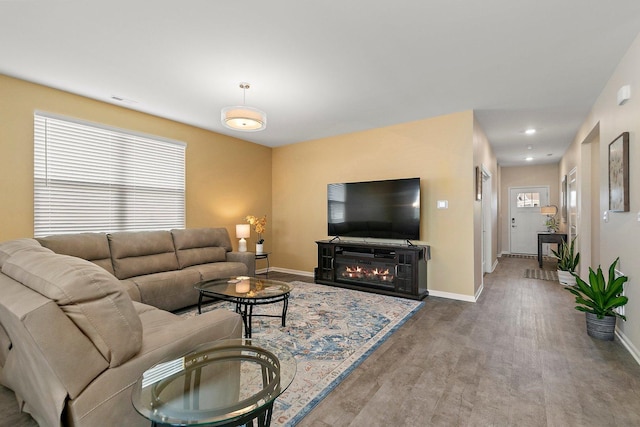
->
xmin=108 ymin=230 xmax=179 ymax=280
xmin=1 ymin=250 xmax=142 ymax=367
xmin=0 ymin=238 xmax=52 ymax=269
xmin=171 ymin=228 xmax=230 ymax=269
xmin=37 ymin=233 xmax=115 ymax=275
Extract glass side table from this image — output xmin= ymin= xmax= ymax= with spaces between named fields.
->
xmin=132 ymin=338 xmax=296 ymax=427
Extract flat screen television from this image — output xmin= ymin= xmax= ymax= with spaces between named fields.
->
xmin=327 ymin=177 xmax=421 ymax=241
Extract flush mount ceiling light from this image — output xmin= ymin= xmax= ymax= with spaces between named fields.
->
xmin=221 ymin=82 xmax=267 ymax=132
xmin=524 ymin=128 xmax=537 ymax=135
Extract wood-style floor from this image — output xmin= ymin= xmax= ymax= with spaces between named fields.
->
xmin=3 ymin=258 xmax=640 ymax=426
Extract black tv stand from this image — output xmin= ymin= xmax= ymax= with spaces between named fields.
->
xmin=315 ymin=240 xmax=430 ymax=300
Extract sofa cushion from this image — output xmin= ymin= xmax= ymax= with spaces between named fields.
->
xmin=130 ymin=269 xmax=202 ymax=312
xmin=186 ymin=262 xmax=248 ymax=282
xmin=108 ymin=230 xmax=179 ymax=280
xmin=171 ymin=228 xmax=231 ymax=269
xmin=1 ymin=251 xmax=142 ymax=367
xmin=37 ymin=233 xmax=115 ymax=275
xmin=0 ymin=238 xmax=52 ymax=268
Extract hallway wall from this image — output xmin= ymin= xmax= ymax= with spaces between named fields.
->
xmin=561 ymin=31 xmax=640 ymax=361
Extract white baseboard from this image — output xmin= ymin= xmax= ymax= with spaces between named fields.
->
xmin=267 ymin=267 xmax=314 ymax=277
xmin=269 ymin=267 xmax=478 ymax=302
xmin=616 ymin=328 xmax=640 ymax=366
xmin=474 ymin=283 xmax=484 ymax=301
xmin=427 ymin=289 xmax=477 ymax=303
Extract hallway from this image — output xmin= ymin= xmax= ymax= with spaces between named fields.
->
xmin=300 ymin=255 xmax=640 ymax=426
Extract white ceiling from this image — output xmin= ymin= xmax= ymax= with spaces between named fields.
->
xmin=2 ymin=1 xmax=640 ymax=166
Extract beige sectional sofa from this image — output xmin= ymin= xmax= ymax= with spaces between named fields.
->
xmin=0 ymin=227 xmax=255 ymax=426
xmin=36 ymin=227 xmax=255 ymax=311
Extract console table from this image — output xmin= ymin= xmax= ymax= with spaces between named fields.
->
xmin=537 ymin=233 xmax=567 ymax=267
xmin=315 ymin=240 xmax=429 ymax=300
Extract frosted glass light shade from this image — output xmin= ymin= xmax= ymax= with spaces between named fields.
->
xmin=222 ymin=106 xmax=267 ymax=131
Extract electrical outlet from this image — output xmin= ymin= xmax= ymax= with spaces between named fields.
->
xmin=603 ymin=210 xmax=609 ymax=223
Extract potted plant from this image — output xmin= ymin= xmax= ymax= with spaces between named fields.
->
xmin=565 ymin=257 xmax=628 ymax=341
xmin=551 ymin=236 xmax=579 ymax=285
xmin=245 ymin=214 xmax=267 ymax=253
xmin=545 ymin=216 xmax=559 ymax=232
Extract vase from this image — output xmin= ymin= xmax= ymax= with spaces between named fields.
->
xmin=585 ymin=312 xmax=616 ymax=341
xmin=256 ymin=243 xmax=264 ymax=253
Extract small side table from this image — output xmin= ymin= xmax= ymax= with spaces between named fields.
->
xmin=537 ymin=232 xmax=567 ymax=267
xmin=132 ymin=339 xmax=296 ymax=427
xmin=255 ymin=252 xmax=271 ymax=278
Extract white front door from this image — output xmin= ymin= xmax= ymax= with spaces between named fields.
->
xmin=509 ymin=186 xmax=550 ymax=254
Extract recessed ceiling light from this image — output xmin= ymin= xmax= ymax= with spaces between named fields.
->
xmin=527 ymin=145 xmax=533 ymax=150
xmin=524 ymin=128 xmax=536 ymax=135
xmin=525 ymin=156 xmax=534 ymax=161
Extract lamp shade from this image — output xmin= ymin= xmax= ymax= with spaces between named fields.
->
xmin=221 ymin=106 xmax=267 ymax=131
xmin=236 ymin=224 xmax=251 ymax=239
xmin=540 ymin=205 xmax=558 ymax=215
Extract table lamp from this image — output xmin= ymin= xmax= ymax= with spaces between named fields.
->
xmin=236 ymin=224 xmax=250 ymax=252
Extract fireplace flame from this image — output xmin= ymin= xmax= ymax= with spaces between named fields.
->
xmin=341 ymin=265 xmax=394 ymax=282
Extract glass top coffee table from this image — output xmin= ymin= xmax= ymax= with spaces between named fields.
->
xmin=195 ymin=277 xmax=293 ymax=338
xmin=132 ymin=338 xmax=296 ymax=427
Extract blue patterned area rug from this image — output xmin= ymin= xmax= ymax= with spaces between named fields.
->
xmin=180 ymin=281 xmax=423 ymax=426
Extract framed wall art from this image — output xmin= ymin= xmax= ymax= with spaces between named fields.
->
xmin=608 ymin=132 xmax=629 ymax=212
xmin=476 ymin=166 xmax=482 ymax=201
xmin=561 ymin=175 xmax=567 ymax=223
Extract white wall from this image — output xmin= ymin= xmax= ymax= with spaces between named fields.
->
xmin=562 ymin=31 xmax=640 ymax=361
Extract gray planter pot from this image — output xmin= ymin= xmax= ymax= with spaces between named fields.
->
xmin=585 ymin=312 xmax=616 ymax=341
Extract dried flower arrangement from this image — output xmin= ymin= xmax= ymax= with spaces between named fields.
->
xmin=245 ymin=215 xmax=267 ymax=243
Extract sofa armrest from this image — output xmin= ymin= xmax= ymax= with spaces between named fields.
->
xmin=226 ymin=251 xmax=255 ymax=277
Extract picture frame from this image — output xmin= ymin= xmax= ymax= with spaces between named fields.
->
xmin=475 ymin=166 xmax=482 ymax=201
xmin=561 ymin=175 xmax=567 ymax=223
xmin=608 ymin=132 xmax=629 ymax=212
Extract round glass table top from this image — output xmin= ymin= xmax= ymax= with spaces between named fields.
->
xmin=195 ymin=277 xmax=293 ymax=300
xmin=131 ymin=338 xmax=296 ymax=426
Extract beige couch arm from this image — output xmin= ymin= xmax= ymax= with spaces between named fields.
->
xmin=226 ymin=251 xmax=255 ymax=277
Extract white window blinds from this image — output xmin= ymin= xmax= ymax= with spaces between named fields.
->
xmin=34 ymin=112 xmax=186 ymax=237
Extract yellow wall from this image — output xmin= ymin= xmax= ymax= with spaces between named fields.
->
xmin=272 ymin=111 xmax=480 ymax=298
xmin=0 ymin=74 xmax=272 ymax=246
xmin=561 ymin=32 xmax=640 ymax=358
xmin=499 ymin=164 xmax=560 ymax=254
xmin=1 ymin=73 xmax=494 ymax=300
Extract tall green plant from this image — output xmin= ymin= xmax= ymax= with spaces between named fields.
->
xmin=551 ymin=237 xmax=580 ymax=272
xmin=566 ymin=258 xmax=628 ymax=320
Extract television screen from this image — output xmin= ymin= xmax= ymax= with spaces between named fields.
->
xmin=327 ymin=178 xmax=420 ymax=240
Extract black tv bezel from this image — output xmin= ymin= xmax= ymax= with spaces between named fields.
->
xmin=327 ymin=177 xmax=421 ymax=242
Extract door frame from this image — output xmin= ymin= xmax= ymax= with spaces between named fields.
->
xmin=481 ymin=165 xmax=493 ymax=273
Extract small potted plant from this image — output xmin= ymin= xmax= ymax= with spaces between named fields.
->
xmin=565 ymin=258 xmax=628 ymax=341
xmin=551 ymin=236 xmax=579 ymax=285
xmin=245 ymin=214 xmax=267 ymax=253
xmin=545 ymin=216 xmax=559 ymax=232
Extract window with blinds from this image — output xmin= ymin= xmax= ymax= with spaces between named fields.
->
xmin=34 ymin=112 xmax=186 ymax=237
